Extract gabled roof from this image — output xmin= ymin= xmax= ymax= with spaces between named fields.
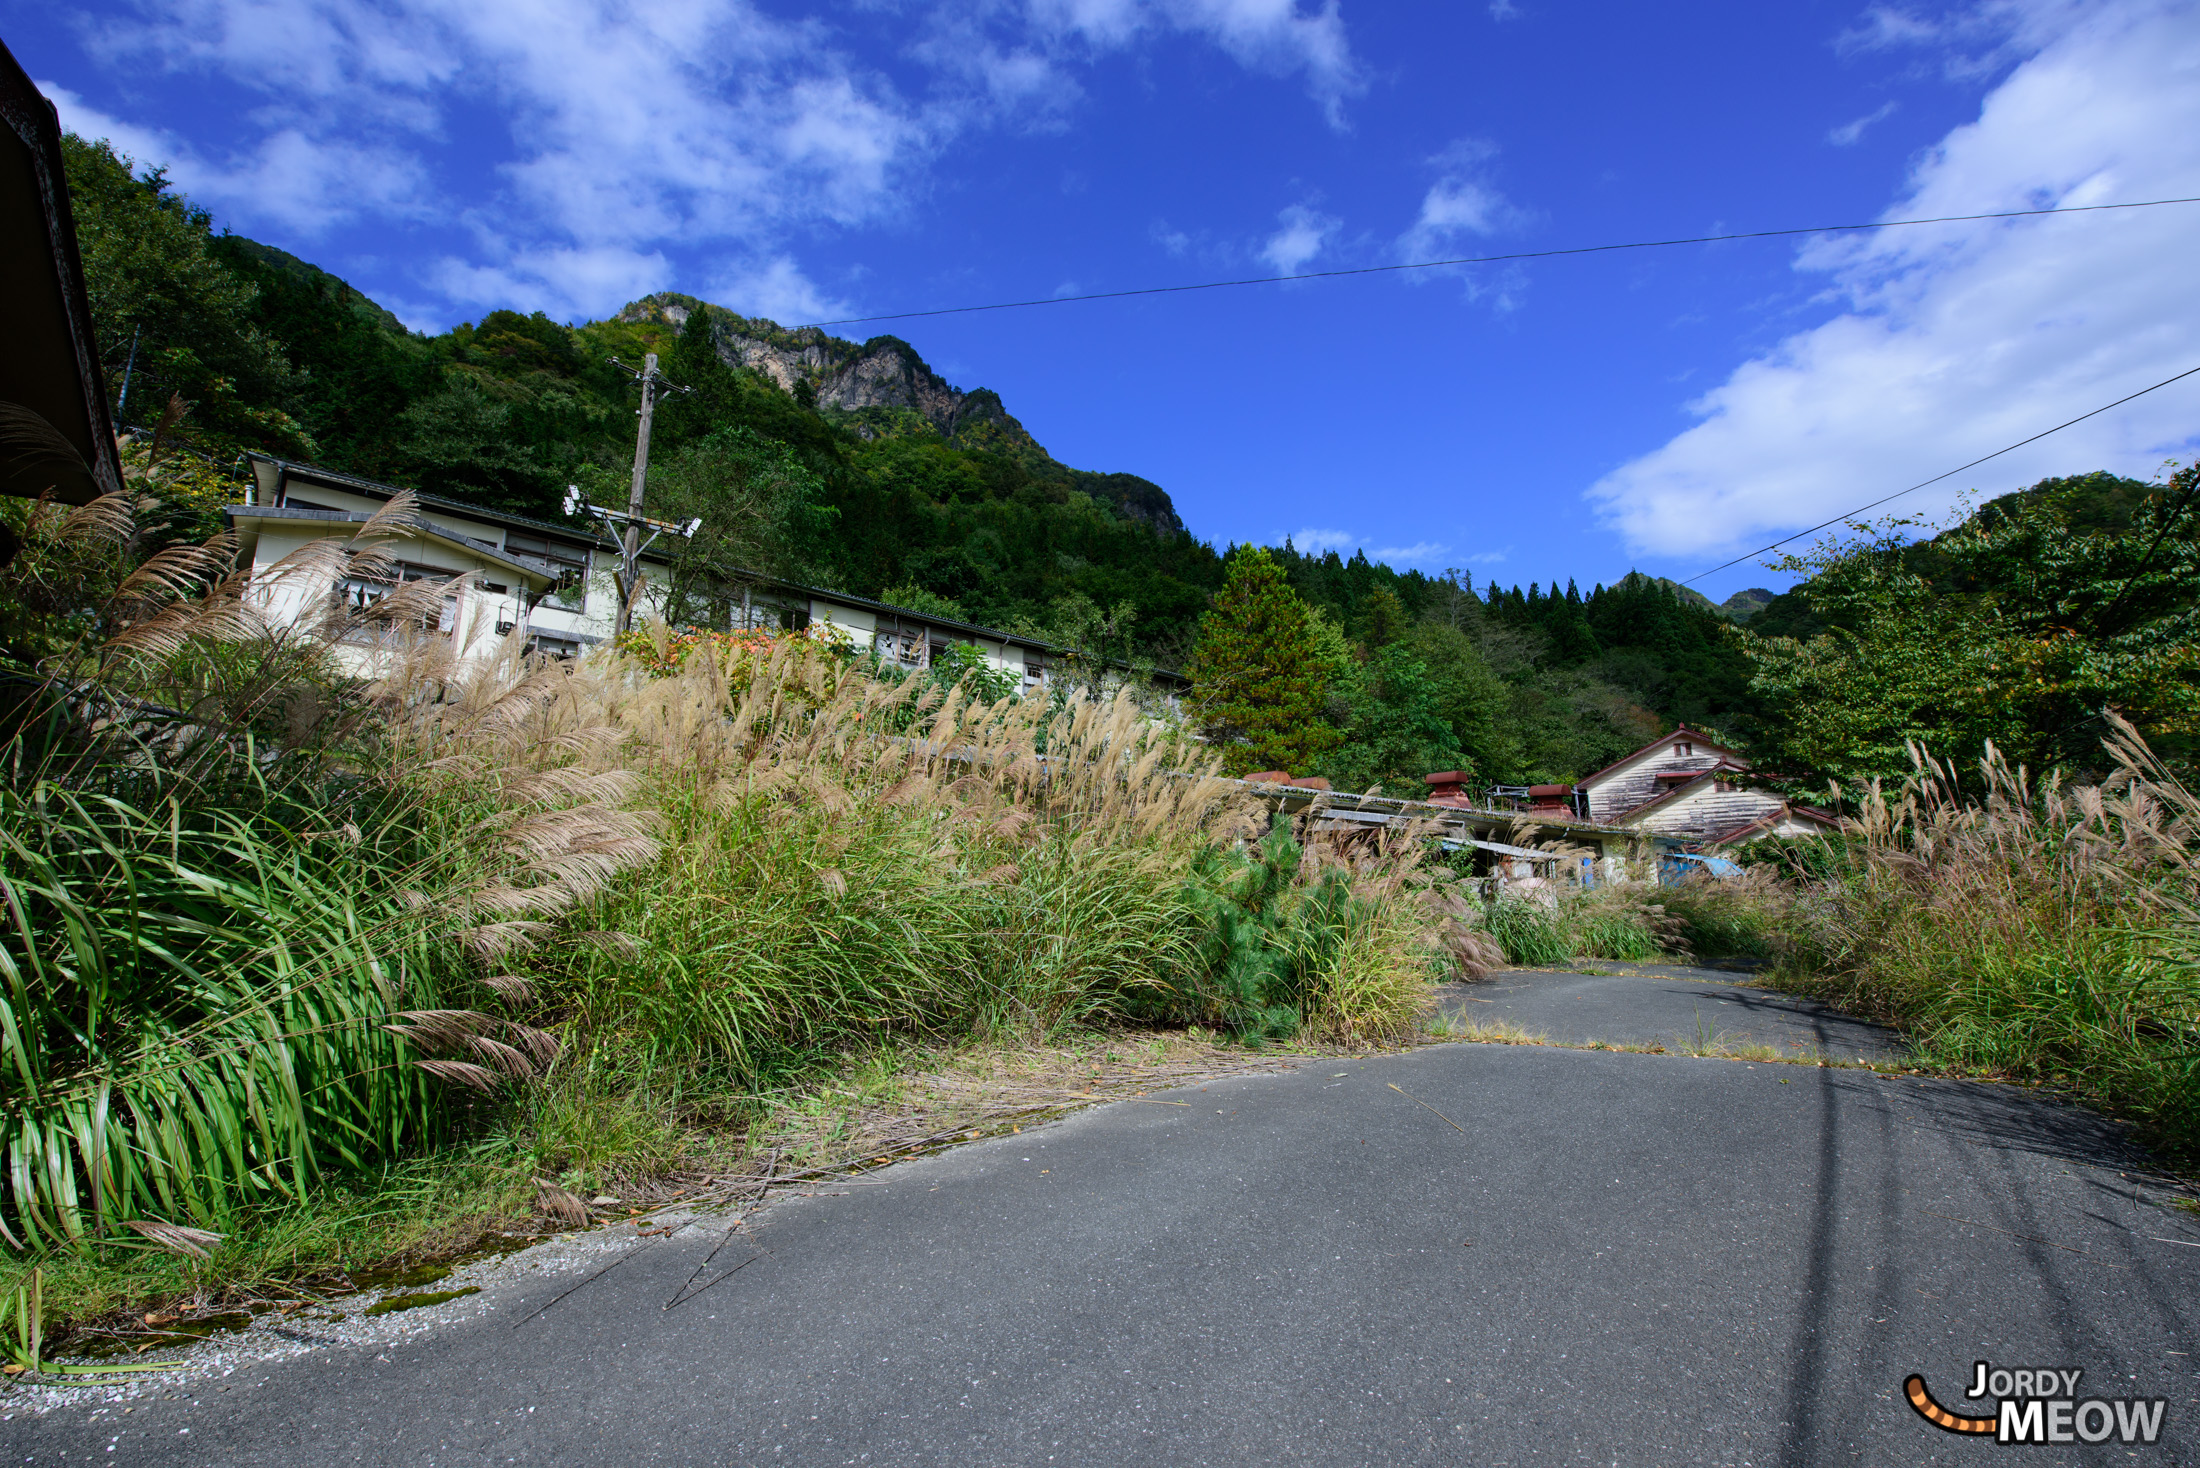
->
xmin=1704 ymin=803 xmax=1842 ymax=848
xmin=1575 ymin=725 xmax=1742 ymax=791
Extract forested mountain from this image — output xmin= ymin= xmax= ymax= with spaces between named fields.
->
xmin=49 ymin=131 xmax=2197 ymax=796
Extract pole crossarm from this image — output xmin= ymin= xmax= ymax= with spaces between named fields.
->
xmin=568 ymin=349 xmax=701 ymax=635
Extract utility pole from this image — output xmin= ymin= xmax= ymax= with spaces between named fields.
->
xmin=617 ymin=351 xmax=663 ymax=634
xmin=564 ymin=354 xmax=700 ymax=645
xmin=599 ymin=352 xmax=688 ymax=634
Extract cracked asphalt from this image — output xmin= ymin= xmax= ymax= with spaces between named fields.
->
xmin=1438 ymin=962 xmax=1907 ymax=1062
xmin=11 ymin=969 xmax=2198 ymax=1466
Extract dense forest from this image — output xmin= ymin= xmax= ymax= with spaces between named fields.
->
xmin=51 ymin=132 xmax=2200 ymax=798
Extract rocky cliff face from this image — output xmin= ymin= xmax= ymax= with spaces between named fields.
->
xmin=616 ymin=294 xmax=1183 ymax=535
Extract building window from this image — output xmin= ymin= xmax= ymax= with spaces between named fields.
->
xmin=873 ymin=627 xmax=925 ymax=668
xmin=1674 ymin=741 xmax=1693 ymax=757
xmin=505 ymin=532 xmax=591 ymax=610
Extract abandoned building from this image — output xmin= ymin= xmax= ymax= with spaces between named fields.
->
xmin=1573 ymin=726 xmax=1838 ymax=847
xmin=230 ymin=453 xmax=1140 ymax=691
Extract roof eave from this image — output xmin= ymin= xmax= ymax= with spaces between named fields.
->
xmin=224 ymin=504 xmax=559 ymax=587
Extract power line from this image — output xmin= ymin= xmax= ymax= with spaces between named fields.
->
xmin=1678 ymin=362 xmax=2200 ymax=587
xmin=792 ymin=195 xmax=2200 ymax=331
xmin=2087 ymin=464 xmax=2200 ymax=634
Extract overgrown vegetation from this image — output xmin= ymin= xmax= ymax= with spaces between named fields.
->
xmin=0 ymin=474 xmax=1471 ymax=1339
xmin=1750 ymin=726 xmax=2200 ymax=1158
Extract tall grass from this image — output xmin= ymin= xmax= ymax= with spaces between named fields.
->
xmin=388 ymin=636 xmax=1452 ymax=1075
xmin=2 ymin=480 xmax=1468 ymax=1268
xmin=0 ymin=488 xmax=651 ymax=1254
xmin=1759 ymin=724 xmax=2200 ymax=1156
xmin=1476 ymin=885 xmax=1680 ymax=966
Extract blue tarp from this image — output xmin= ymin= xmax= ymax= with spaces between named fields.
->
xmin=1657 ymin=851 xmax=1743 ymax=884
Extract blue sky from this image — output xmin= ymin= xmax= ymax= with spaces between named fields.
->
xmin=15 ymin=0 xmax=2200 ymax=601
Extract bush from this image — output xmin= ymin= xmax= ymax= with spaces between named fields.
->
xmin=0 ymin=488 xmax=653 ymax=1253
xmin=1653 ymin=870 xmax=1789 ymax=962
xmin=1181 ymin=824 xmax=1445 ymax=1044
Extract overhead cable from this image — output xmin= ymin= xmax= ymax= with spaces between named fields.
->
xmin=792 ymin=196 xmax=2200 ymax=331
xmin=1678 ymin=362 xmax=2200 ymax=587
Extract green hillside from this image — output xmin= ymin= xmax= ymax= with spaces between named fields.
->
xmin=51 ymin=131 xmax=2197 ymax=792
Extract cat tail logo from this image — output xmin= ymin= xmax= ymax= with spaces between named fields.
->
xmin=1905 ymin=1363 xmax=2167 ymax=1445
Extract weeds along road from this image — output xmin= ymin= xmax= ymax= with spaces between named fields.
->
xmin=14 ymin=970 xmax=2200 ymax=1466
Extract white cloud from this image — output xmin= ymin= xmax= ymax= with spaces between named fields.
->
xmin=1827 ymin=100 xmax=1899 ymax=145
xmin=1487 ymin=0 xmax=1521 ymax=19
xmin=1290 ymin=527 xmax=1359 ymax=553
xmin=42 ymin=81 xmax=428 ymax=235
xmin=62 ymin=0 xmax=1364 ymax=323
xmin=1261 ymin=203 xmax=1339 ymax=273
xmin=1025 ymin=0 xmax=1364 ymax=126
xmin=707 ymin=257 xmax=855 ymax=325
xmin=1589 ymin=0 xmax=2200 ymax=562
xmin=1836 ymin=5 xmax=1949 ymax=54
xmin=432 ymin=245 xmax=672 ymax=319
xmin=1373 ymin=540 xmax=1451 ymax=563
xmin=1399 ymin=138 xmax=1526 ymax=261
xmin=1460 ymin=547 xmax=1509 ymax=564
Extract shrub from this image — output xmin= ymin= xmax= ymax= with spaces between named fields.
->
xmin=1180 ymin=824 xmax=1444 ymax=1044
xmin=0 ymin=488 xmax=654 ymax=1252
xmin=1653 ymin=869 xmax=1789 ymax=962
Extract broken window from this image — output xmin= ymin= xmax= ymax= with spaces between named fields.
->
xmin=505 ymin=532 xmax=592 ymax=610
xmin=337 ymin=559 xmax=458 ymax=633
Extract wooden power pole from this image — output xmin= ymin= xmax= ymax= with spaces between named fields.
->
xmin=616 ymin=351 xmax=664 ymax=635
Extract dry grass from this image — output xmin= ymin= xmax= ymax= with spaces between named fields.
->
xmin=3 ymin=486 xmax=1462 ymax=1327
xmin=652 ymin=1030 xmax=1307 ymax=1209
xmin=1742 ymin=721 xmax=2200 ymax=1153
xmin=1424 ymin=1010 xmax=1889 ymax=1069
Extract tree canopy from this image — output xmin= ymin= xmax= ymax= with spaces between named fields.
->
xmin=1185 ymin=547 xmax=1338 ymax=777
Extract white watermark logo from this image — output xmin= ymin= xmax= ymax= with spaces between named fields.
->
xmin=1905 ymin=1360 xmax=2166 ymax=1445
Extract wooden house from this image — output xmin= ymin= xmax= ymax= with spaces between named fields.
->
xmin=1574 ymin=726 xmax=1837 ymax=847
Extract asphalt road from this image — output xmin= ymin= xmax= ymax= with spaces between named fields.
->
xmin=14 ymin=980 xmax=2200 ymax=1467
xmin=1440 ymin=964 xmax=1907 ymax=1062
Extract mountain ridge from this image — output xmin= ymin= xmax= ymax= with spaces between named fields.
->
xmin=614 ymin=293 xmax=1185 ymax=535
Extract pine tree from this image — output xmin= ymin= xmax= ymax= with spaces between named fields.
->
xmin=1358 ymin=584 xmax=1408 ymax=649
xmin=1187 ymin=546 xmax=1340 ymax=777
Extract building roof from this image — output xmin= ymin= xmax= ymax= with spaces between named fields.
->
xmin=2 ymin=40 xmax=124 ymax=505
xmin=1575 ymin=725 xmax=1739 ymax=791
xmin=248 ymin=455 xmax=627 ymax=555
xmin=226 ymin=503 xmax=559 ymax=587
xmin=242 ymin=452 xmax=1185 ymax=684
